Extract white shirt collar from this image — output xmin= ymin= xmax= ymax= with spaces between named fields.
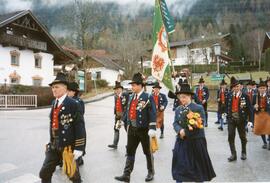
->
xmin=118 ymin=93 xmax=122 ymax=97
xmin=233 ymin=91 xmax=241 ymax=97
xmin=154 ymin=92 xmax=159 ymax=96
xmin=260 ymin=92 xmax=266 ymax=97
xmin=135 ymin=89 xmax=144 ymax=99
xmin=55 ymin=93 xmax=67 ymax=107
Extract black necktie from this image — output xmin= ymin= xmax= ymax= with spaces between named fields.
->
xmin=134 ymin=94 xmax=137 ymax=100
xmin=54 ymin=100 xmax=59 ymax=109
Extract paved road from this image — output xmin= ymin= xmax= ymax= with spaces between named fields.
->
xmin=0 ymin=91 xmax=270 ymax=182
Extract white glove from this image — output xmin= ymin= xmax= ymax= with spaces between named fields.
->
xmin=73 ymin=150 xmax=83 ymax=160
xmin=116 ymin=120 xmax=122 ymax=130
xmin=247 ymin=122 xmax=253 ymax=128
xmin=148 ymin=129 xmax=156 ymax=137
xmin=160 ymin=105 xmax=164 ymax=110
xmin=222 ymin=113 xmax=227 ymax=118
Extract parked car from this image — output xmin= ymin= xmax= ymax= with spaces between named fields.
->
xmin=121 ymin=80 xmax=132 ymax=93
xmin=145 ymin=76 xmax=158 ymax=86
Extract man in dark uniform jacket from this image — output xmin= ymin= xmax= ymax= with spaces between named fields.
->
xmin=108 ymin=81 xmax=129 ymax=149
xmin=67 ymin=81 xmax=86 ymax=166
xmin=254 ymin=79 xmax=270 ymax=150
xmin=243 ymin=80 xmax=256 ymax=129
xmin=194 ymin=77 xmax=209 ymax=127
xmin=152 ymin=82 xmax=168 ymax=139
xmin=39 ymin=73 xmax=86 ymax=183
xmin=168 ymin=79 xmax=188 ymax=111
xmin=68 ymin=82 xmax=85 ymax=115
xmin=216 ymin=79 xmax=229 ymax=131
xmin=115 ymin=73 xmax=157 ymax=182
xmin=227 ymin=77 xmax=251 ymax=162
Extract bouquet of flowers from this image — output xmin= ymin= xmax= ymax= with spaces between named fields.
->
xmin=185 ymin=111 xmax=204 ymax=131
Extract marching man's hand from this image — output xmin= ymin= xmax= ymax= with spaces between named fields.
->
xmin=148 ymin=129 xmax=157 ymax=138
xmin=247 ymin=122 xmax=253 ymax=128
xmin=254 ymin=104 xmax=259 ymax=110
xmin=160 ymin=105 xmax=165 ymax=111
xmin=179 ymin=129 xmax=185 ymax=139
xmin=73 ymin=150 xmax=83 ymax=160
xmin=116 ymin=120 xmax=122 ymax=130
xmin=202 ymin=100 xmax=206 ymax=104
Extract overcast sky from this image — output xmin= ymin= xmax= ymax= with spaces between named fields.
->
xmin=3 ymin=0 xmax=180 ymax=10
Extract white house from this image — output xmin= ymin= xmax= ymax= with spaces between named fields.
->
xmin=64 ymin=48 xmax=124 ymax=86
xmin=0 ymin=10 xmax=73 ymax=87
xmin=170 ymin=34 xmax=232 ymax=66
xmin=88 ymin=54 xmax=124 ymax=86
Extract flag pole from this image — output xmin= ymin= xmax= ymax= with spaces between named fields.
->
xmin=157 ymin=0 xmax=176 ymax=77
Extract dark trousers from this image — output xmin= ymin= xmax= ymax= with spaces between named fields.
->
xmin=127 ymin=126 xmax=154 ymax=172
xmin=203 ymin=103 xmax=208 ymax=125
xmin=261 ymin=135 xmax=270 ymax=144
xmin=112 ymin=116 xmax=120 ymax=145
xmin=218 ymin=103 xmax=226 ymax=128
xmin=160 ymin=123 xmax=164 ymax=134
xmin=39 ymin=146 xmax=81 ymax=183
xmin=228 ymin=117 xmax=247 ymax=155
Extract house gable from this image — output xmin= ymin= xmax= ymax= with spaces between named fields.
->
xmin=0 ymin=10 xmax=74 ymax=65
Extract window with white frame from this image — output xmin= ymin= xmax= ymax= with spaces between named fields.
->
xmin=33 ymin=79 xmax=42 ymax=86
xmin=9 ymin=71 xmax=21 ymax=84
xmin=32 ymin=75 xmax=43 ymax=86
xmin=34 ymin=54 xmax=42 ymax=68
xmin=10 ymin=78 xmax=19 ymax=84
xmin=10 ymin=50 xmax=20 ymax=66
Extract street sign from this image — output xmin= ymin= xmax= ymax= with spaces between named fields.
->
xmin=92 ymin=72 xmax=97 ymax=80
xmin=211 ymin=74 xmax=225 ymax=81
xmin=78 ymin=70 xmax=85 ymax=91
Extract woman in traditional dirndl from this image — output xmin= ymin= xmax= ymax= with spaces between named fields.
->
xmin=172 ymin=83 xmax=216 ymax=183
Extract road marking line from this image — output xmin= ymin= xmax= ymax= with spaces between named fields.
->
xmin=0 ymin=163 xmax=17 ymax=174
xmin=5 ymin=173 xmax=40 ymax=183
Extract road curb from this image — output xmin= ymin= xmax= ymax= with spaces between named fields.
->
xmin=83 ymin=93 xmax=114 ymax=104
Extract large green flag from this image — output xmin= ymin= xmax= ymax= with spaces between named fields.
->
xmin=151 ymin=0 xmax=174 ymax=91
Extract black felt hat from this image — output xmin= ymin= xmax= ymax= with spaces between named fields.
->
xmin=129 ymin=73 xmax=145 ymax=85
xmin=175 ymin=83 xmax=194 ymax=95
xmin=198 ymin=76 xmax=205 ymax=83
xmin=68 ymin=82 xmax=80 ymax=91
xmin=247 ymin=80 xmax=253 ymax=86
xmin=152 ymin=82 xmax=162 ymax=89
xmin=220 ymin=79 xmax=227 ymax=85
xmin=230 ymin=76 xmax=239 ymax=88
xmin=49 ymin=72 xmax=68 ymax=86
xmin=114 ymin=81 xmax=123 ymax=89
xmin=258 ymin=78 xmax=267 ymax=88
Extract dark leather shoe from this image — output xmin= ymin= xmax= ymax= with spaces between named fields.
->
xmin=108 ymin=144 xmax=118 ymax=149
xmin=241 ymin=153 xmax=247 ymax=160
xmin=262 ymin=144 xmax=267 ymax=149
xmin=159 ymin=134 xmax=164 ymax=139
xmin=215 ymin=121 xmax=220 ymax=124
xmin=145 ymin=172 xmax=154 ymax=182
xmin=218 ymin=126 xmax=223 ymax=131
xmin=228 ymin=155 xmax=237 ymax=162
xmin=115 ymin=174 xmax=130 ymax=182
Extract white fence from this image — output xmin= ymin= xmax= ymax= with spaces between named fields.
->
xmin=0 ymin=95 xmax=37 ymax=109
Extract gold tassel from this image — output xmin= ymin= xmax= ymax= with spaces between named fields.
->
xmin=62 ymin=146 xmax=77 ymax=178
xmin=150 ymin=136 xmax=159 ymax=153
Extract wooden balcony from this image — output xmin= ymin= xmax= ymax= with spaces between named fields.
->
xmin=0 ymin=33 xmax=47 ymax=51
